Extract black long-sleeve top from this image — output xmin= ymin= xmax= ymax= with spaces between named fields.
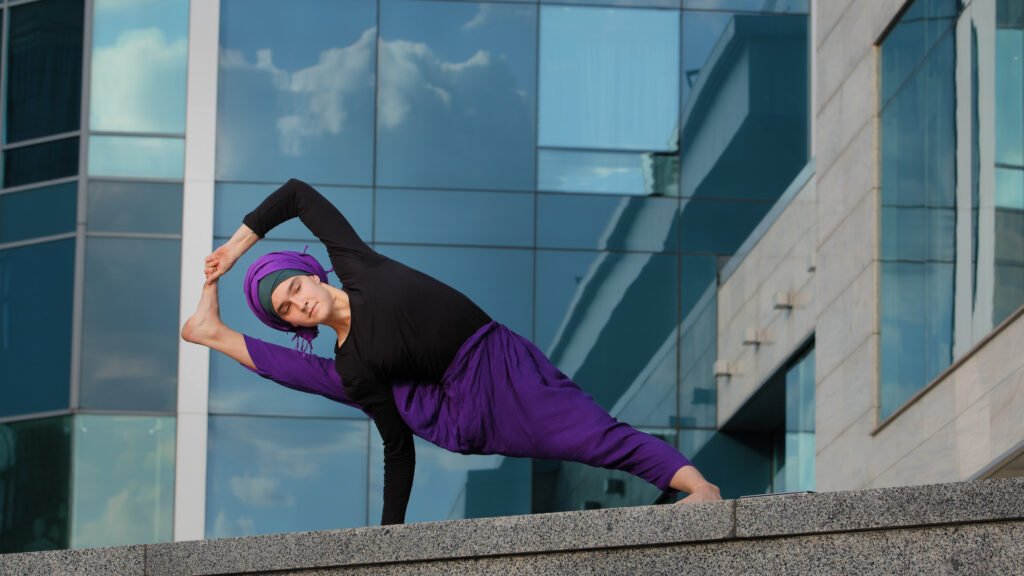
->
xmin=242 ymin=178 xmax=491 ymax=525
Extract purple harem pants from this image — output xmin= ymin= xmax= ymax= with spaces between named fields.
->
xmin=244 ymin=321 xmax=690 ymax=492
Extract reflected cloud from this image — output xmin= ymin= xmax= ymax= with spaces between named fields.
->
xmin=91 ymin=28 xmax=187 ymax=132
xmin=220 ymin=28 xmax=375 ymax=157
xmin=229 ymin=475 xmax=296 ymax=508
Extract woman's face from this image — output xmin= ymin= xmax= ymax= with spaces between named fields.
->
xmin=270 ymin=274 xmax=330 ymax=327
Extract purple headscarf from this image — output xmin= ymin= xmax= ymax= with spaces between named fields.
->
xmin=244 ymin=248 xmax=331 ymax=354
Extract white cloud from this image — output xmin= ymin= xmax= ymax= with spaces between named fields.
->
xmin=90 ymin=27 xmax=187 ymax=132
xmin=229 ymin=475 xmax=296 ymax=508
xmin=463 ymin=5 xmax=491 ymax=30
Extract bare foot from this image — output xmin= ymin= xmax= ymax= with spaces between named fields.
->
xmin=676 ymin=483 xmax=722 ymax=504
xmin=181 ymin=280 xmax=225 ymax=345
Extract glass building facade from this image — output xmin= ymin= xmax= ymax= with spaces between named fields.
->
xmin=3 ymin=0 xmax=819 ymax=551
xmin=880 ymin=0 xmax=1024 ymax=420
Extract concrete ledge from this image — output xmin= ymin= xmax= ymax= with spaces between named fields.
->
xmin=2 ymin=478 xmax=1022 ymax=575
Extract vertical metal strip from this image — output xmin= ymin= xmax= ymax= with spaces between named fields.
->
xmin=175 ymin=0 xmax=219 ymax=542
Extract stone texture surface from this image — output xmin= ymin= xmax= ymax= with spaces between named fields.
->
xmin=0 ymin=545 xmax=145 ymax=576
xmin=145 ymin=502 xmax=734 ymax=576
xmin=736 ymin=477 xmax=1024 ymax=538
xmin=268 ymin=522 xmax=1024 ymax=576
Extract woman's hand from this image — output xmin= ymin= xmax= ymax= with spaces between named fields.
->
xmin=205 ymin=243 xmax=240 ymax=284
xmin=204 ymin=224 xmax=260 ymax=284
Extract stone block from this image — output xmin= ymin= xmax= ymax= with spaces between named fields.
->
xmin=0 ymin=545 xmax=145 ymax=576
xmin=815 ymin=263 xmax=877 ymax=383
xmin=816 ymin=335 xmax=876 ymax=451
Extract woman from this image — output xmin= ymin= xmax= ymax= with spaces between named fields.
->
xmin=186 ymin=178 xmax=721 ymax=525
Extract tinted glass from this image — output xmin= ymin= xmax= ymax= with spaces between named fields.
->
xmin=81 ymin=238 xmax=180 ymax=411
xmin=87 ymin=180 xmax=183 ymax=234
xmin=6 ymin=0 xmax=84 ymax=143
xmin=536 ymin=251 xmax=677 ymax=412
xmin=880 ymin=0 xmax=959 ymax=106
xmin=90 ymin=0 xmax=188 ymax=133
xmin=217 ymin=0 xmax=376 ymax=186
xmin=208 ymin=240 xmax=362 ymax=418
xmin=537 ymin=149 xmax=680 ymax=196
xmin=0 ymin=417 xmax=72 ymax=553
xmin=683 ymin=0 xmax=807 ymax=10
xmin=369 ymin=438 xmax=531 ymax=524
xmin=994 ymin=168 xmax=1024 ymax=326
xmin=0 ymin=240 xmax=75 ymax=418
xmin=681 ymin=11 xmax=809 ymax=200
xmin=206 ymin=416 xmax=369 ymax=536
xmin=3 ymin=138 xmax=79 ymax=189
xmin=679 ymin=281 xmax=716 ymax=428
xmin=377 ymin=0 xmax=536 ymax=191
xmin=0 ymin=182 xmax=77 ymax=244
xmin=544 ymin=0 xmax=680 ymax=8
xmin=87 ymin=136 xmax=185 ymax=179
xmin=537 ymin=193 xmax=678 ymax=252
xmin=776 ymin=347 xmax=814 ymax=492
xmin=70 ymin=415 xmax=175 ymax=548
xmin=678 ymin=199 xmax=772 ymax=254
xmin=376 ymin=189 xmax=533 ymax=247
xmin=539 ymin=6 xmax=679 ymax=151
xmin=379 ymin=245 xmax=534 ymax=339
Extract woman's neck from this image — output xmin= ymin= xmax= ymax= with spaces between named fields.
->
xmin=322 ymin=284 xmax=352 ymax=338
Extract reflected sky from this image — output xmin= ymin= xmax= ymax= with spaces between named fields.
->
xmin=209 ymin=240 xmax=363 ymax=418
xmin=996 ymin=26 xmax=1023 ymax=168
xmin=376 ymin=0 xmax=536 ymax=190
xmin=375 ymin=188 xmax=533 ymax=247
xmin=369 ymin=437 xmax=530 ymax=523
xmin=81 ymin=238 xmax=179 ymax=412
xmin=537 ymin=192 xmax=677 ymax=251
xmin=71 ymin=415 xmax=175 ymax=548
xmin=206 ymin=416 xmax=369 ymax=537
xmin=88 ymin=136 xmax=185 ymax=179
xmin=682 ymin=0 xmax=807 ymax=11
xmin=217 ymin=0 xmax=376 ymax=185
xmin=0 ymin=240 xmax=74 ymax=419
xmin=90 ymin=0 xmax=188 ymax=133
xmin=538 ymin=149 xmax=680 ymax=196
xmin=539 ymin=6 xmax=679 ymax=151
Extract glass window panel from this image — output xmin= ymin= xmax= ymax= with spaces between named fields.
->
xmin=538 ymin=149 xmax=679 ymax=196
xmin=678 ymin=198 xmax=772 ymax=254
xmin=0 ymin=240 xmax=75 ymax=419
xmin=539 ymin=6 xmax=679 ymax=151
xmin=776 ymin=346 xmax=814 ymax=493
xmin=378 ymin=245 xmax=533 ymax=339
xmin=376 ymin=189 xmax=533 ymax=247
xmin=995 ymin=166 xmax=1024 ymax=211
xmin=679 ymin=260 xmax=716 ymax=429
xmin=90 ymin=0 xmax=188 ymax=133
xmin=682 ymin=0 xmax=808 ymax=11
xmin=87 ymin=136 xmax=184 ymax=179
xmin=87 ymin=180 xmax=182 ymax=234
xmin=993 ymin=169 xmax=1024 ymax=326
xmin=70 ymin=415 xmax=174 ymax=548
xmin=6 ymin=0 xmax=84 ymax=143
xmin=536 ymin=251 xmax=677 ymax=412
xmin=81 ymin=238 xmax=180 ymax=412
xmin=681 ymin=11 xmax=809 ymax=200
xmin=208 ymin=240 xmax=363 ymax=418
xmin=545 ymin=0 xmax=680 ymax=9
xmin=206 ymin=416 xmax=369 ymax=536
xmin=880 ymin=261 xmax=954 ymax=419
xmin=377 ymin=0 xmax=536 ymax=191
xmin=216 ymin=0 xmax=376 ymax=186
xmin=880 ymin=0 xmax=959 ymax=107
xmin=215 ymin=183 xmax=372 ymax=242
xmin=881 ymin=31 xmax=957 ymax=208
xmin=3 ymin=138 xmax=79 ymax=189
xmin=0 ymin=182 xmax=77 ymax=244
xmin=880 ymin=206 xmax=956 ymax=262
xmin=537 ymin=192 xmax=677 ymax=252
xmin=0 ymin=416 xmax=72 ymax=553
xmin=995 ymin=24 xmax=1023 ymax=167
xmin=369 ymin=438 xmax=530 ymax=524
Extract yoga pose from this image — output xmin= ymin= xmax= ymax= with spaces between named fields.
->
xmin=182 ymin=178 xmax=721 ymax=525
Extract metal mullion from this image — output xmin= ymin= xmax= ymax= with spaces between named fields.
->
xmin=0 ymin=409 xmax=74 ymax=425
xmin=0 ymin=231 xmax=76 ymax=250
xmin=87 ymin=174 xmax=184 ymax=185
xmin=0 ymin=174 xmax=78 ymax=194
xmin=90 ymin=130 xmax=186 ymax=139
xmin=85 ymin=231 xmax=183 ymax=240
xmin=2 ymin=129 xmax=81 ymax=150
xmin=0 ymin=6 xmax=7 ymax=149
